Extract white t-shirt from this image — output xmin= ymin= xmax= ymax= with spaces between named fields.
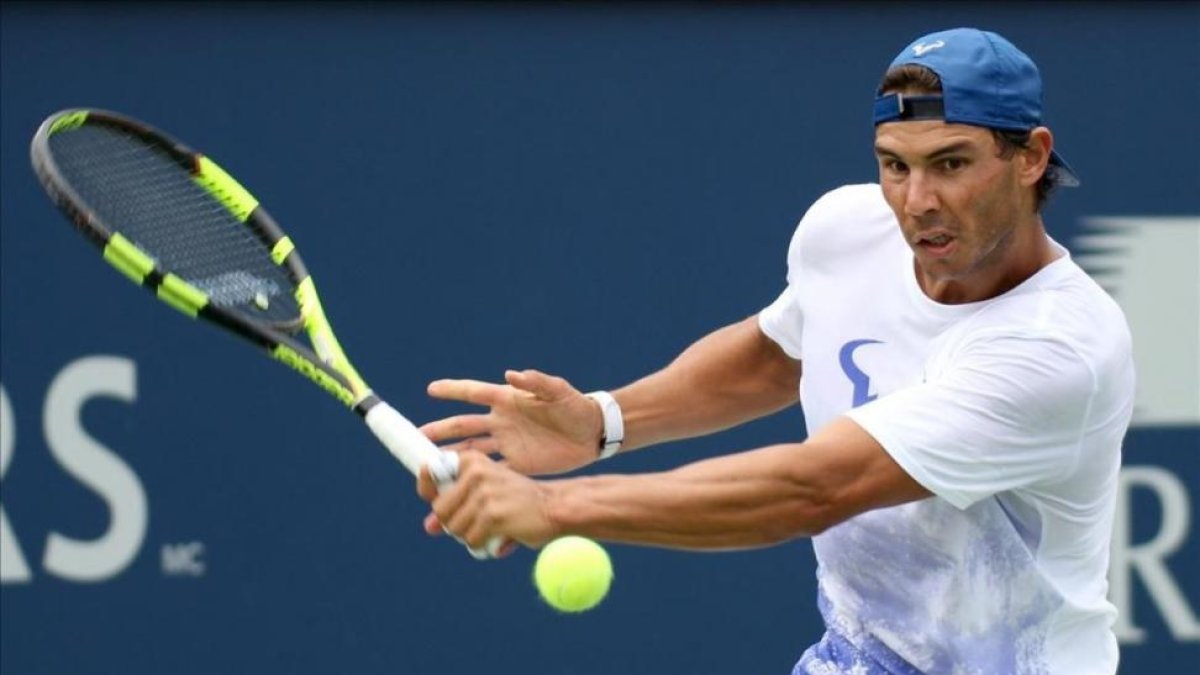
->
xmin=759 ymin=184 xmax=1135 ymax=675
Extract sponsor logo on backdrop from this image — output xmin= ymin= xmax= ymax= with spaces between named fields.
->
xmin=1073 ymin=216 xmax=1200 ymax=427
xmin=1 ymin=356 xmax=202 ymax=585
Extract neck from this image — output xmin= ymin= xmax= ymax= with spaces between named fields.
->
xmin=917 ymin=216 xmax=1058 ymax=304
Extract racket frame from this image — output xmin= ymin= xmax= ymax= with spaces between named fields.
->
xmin=31 ymin=108 xmax=502 ymax=558
xmin=31 ymin=109 xmax=372 ymax=411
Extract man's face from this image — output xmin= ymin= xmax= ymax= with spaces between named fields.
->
xmin=874 ymin=120 xmax=1031 ymax=290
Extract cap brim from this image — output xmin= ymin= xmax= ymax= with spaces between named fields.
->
xmin=1048 ymin=150 xmax=1080 ymax=188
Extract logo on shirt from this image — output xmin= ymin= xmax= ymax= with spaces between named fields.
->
xmin=839 ymin=339 xmax=883 ymax=408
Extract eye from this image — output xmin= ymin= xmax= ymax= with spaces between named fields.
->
xmin=940 ymin=157 xmax=967 ymax=172
xmin=882 ymin=159 xmax=908 ymax=174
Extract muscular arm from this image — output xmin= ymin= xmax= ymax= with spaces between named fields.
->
xmin=431 ymin=415 xmax=931 ymax=550
xmin=615 ymin=314 xmax=801 ymax=451
xmin=421 ymin=314 xmax=800 ymax=475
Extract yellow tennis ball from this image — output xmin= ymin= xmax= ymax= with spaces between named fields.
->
xmin=534 ymin=536 xmax=613 ymax=613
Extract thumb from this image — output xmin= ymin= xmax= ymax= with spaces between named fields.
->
xmin=505 ymin=369 xmax=569 ymax=401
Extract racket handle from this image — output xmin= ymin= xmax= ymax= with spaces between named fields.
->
xmin=426 ymin=453 xmax=507 ymax=560
xmin=362 ymin=401 xmax=507 ymax=560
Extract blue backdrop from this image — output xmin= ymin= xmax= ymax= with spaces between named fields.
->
xmin=2 ymin=3 xmax=1197 ymax=673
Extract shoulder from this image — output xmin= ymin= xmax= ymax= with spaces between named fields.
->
xmin=794 ymin=183 xmax=892 ymax=238
xmin=978 ymin=257 xmax=1132 ymax=356
xmin=803 ymin=183 xmax=890 ymax=219
xmin=953 ymin=259 xmax=1134 ymax=398
xmin=786 ymin=184 xmax=896 ymax=271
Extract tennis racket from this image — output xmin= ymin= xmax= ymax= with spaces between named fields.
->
xmin=30 ymin=108 xmax=504 ymax=559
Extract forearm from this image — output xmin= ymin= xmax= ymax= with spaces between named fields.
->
xmin=543 ymin=442 xmax=829 ymax=550
xmin=422 ymin=416 xmax=927 ymax=551
xmin=614 ymin=315 xmax=800 ymax=451
xmin=535 ymin=417 xmax=927 ymax=550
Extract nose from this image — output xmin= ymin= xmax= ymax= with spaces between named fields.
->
xmin=904 ymin=171 xmax=940 ymax=217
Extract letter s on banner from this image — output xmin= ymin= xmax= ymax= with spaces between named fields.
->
xmin=42 ymin=356 xmax=148 ymax=582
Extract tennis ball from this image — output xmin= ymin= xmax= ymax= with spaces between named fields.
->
xmin=534 ymin=536 xmax=613 ymax=613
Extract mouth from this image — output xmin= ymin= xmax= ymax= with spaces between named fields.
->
xmin=916 ymin=232 xmax=956 ymax=257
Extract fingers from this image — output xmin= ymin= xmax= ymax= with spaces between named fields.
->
xmin=420 ymin=414 xmax=492 ymax=444
xmin=427 ymin=453 xmax=533 ymax=551
xmin=463 ymin=517 xmax=499 ymax=555
xmin=427 ymin=379 xmax=507 ymax=406
xmin=430 ymin=370 xmax=576 ymax=409
xmin=440 ymin=437 xmax=501 ymax=456
xmin=434 ymin=449 xmax=484 ymax=538
xmin=418 ymin=458 xmax=480 ymax=542
xmin=504 ymin=368 xmax=573 ymax=401
xmin=423 ymin=512 xmax=444 ymax=536
xmin=416 ymin=465 xmax=439 ymax=502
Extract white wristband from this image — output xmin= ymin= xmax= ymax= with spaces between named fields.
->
xmin=585 ymin=391 xmax=624 ymax=460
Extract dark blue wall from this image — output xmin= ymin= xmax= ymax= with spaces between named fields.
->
xmin=3 ymin=3 xmax=1197 ymax=673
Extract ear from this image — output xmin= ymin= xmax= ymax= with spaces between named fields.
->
xmin=1020 ymin=127 xmax=1054 ymax=188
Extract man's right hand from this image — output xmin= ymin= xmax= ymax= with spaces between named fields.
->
xmin=421 ymin=369 xmax=606 ymax=476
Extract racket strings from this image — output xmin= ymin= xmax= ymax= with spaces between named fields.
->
xmin=48 ymin=125 xmax=301 ymax=325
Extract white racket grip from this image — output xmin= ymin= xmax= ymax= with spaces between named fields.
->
xmin=363 ymin=402 xmax=506 ymax=560
xmin=363 ymin=401 xmax=441 ymax=476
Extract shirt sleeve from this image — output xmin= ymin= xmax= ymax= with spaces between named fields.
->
xmin=844 ymin=330 xmax=1097 ymax=509
xmin=758 ymin=184 xmax=887 ymax=361
xmin=759 ymin=286 xmax=804 ymax=359
xmin=758 ymin=194 xmax=819 ymax=360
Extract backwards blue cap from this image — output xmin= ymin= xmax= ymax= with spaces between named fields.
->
xmin=873 ymin=28 xmax=1080 ymax=187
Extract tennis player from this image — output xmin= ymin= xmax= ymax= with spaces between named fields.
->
xmin=417 ymin=28 xmax=1134 ymax=674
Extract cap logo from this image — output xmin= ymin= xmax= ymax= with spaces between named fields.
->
xmin=912 ymin=40 xmax=946 ymax=56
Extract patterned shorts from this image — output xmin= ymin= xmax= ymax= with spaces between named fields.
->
xmin=793 ymin=630 xmax=923 ymax=675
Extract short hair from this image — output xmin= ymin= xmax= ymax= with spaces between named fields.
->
xmin=877 ymin=64 xmax=1057 ymax=211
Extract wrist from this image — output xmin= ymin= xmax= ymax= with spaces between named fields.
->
xmin=542 ymin=476 xmax=601 ymax=541
xmin=537 ymin=480 xmax=569 ymax=543
xmin=584 ymin=391 xmax=624 ymax=459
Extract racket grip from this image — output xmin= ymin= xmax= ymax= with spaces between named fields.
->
xmin=362 ymin=401 xmax=507 ymax=560
xmin=426 ymin=453 xmax=508 ymax=560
